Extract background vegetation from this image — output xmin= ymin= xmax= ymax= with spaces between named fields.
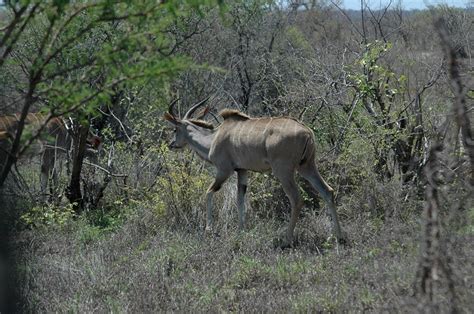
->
xmin=0 ymin=0 xmax=472 ymax=312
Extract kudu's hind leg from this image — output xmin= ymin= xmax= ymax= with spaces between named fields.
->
xmin=40 ymin=149 xmax=54 ymax=200
xmin=237 ymin=170 xmax=248 ymax=230
xmin=298 ymin=163 xmax=343 ymax=241
xmin=273 ymin=166 xmax=303 ymax=247
xmin=40 ymin=166 xmax=48 ymax=196
xmin=205 ymin=169 xmax=232 ymax=231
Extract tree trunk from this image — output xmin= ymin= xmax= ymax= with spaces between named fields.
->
xmin=66 ymin=123 xmax=89 ymax=212
xmin=0 ymin=89 xmax=35 ymax=188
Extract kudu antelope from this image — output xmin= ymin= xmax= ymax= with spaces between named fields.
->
xmin=0 ymin=113 xmax=102 ymax=195
xmin=164 ymin=99 xmax=343 ymax=247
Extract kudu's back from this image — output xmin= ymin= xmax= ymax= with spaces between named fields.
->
xmin=0 ymin=113 xmax=69 ymax=164
xmin=209 ymin=110 xmax=315 ymax=172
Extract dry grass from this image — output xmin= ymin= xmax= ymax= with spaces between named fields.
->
xmin=6 ymin=148 xmax=473 ymax=312
xmin=13 ymin=205 xmax=474 ymax=313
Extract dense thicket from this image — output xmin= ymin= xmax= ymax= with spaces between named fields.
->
xmin=0 ymin=1 xmax=472 ymax=312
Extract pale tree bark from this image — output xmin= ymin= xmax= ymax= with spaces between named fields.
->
xmin=414 ymin=17 xmax=473 ymax=312
xmin=435 ymin=18 xmax=474 ymax=186
xmin=415 ymin=144 xmax=457 ymax=312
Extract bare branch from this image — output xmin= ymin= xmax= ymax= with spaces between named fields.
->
xmin=435 ymin=18 xmax=474 ymax=184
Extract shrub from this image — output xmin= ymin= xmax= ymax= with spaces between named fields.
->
xmin=20 ymin=203 xmax=76 ymax=229
xmin=150 ymin=148 xmax=211 ymax=228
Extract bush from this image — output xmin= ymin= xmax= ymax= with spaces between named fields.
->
xmin=139 ymin=147 xmax=211 ymax=229
xmin=20 ymin=203 xmax=76 ymax=229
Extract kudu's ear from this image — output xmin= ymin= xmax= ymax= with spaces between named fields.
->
xmin=163 ymin=112 xmax=179 ymax=125
xmin=0 ymin=131 xmax=12 ymax=141
xmin=195 ymin=106 xmax=210 ymax=120
xmin=92 ymin=136 xmax=102 ymax=150
xmin=183 ymin=96 xmax=210 ymax=120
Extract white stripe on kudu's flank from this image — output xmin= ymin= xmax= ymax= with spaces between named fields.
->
xmin=262 ymin=118 xmax=273 ymax=135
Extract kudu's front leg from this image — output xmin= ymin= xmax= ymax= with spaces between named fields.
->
xmin=237 ymin=170 xmax=248 ymax=230
xmin=205 ymin=170 xmax=231 ymax=231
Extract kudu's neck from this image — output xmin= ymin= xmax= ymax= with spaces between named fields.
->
xmin=184 ymin=123 xmax=215 ymax=162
